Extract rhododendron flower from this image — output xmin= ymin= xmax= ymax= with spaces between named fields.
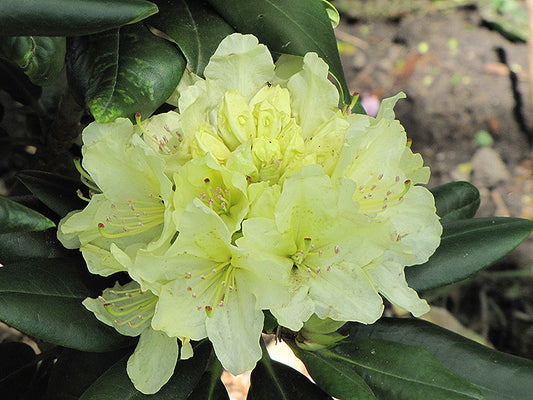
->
xmin=57 ymin=32 xmax=441 ymax=394
xmin=174 ymin=34 xmax=349 ymax=186
xmin=131 ymin=199 xmax=290 ymax=374
xmin=57 ymin=115 xmax=178 ymax=277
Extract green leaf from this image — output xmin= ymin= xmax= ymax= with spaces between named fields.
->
xmin=263 ymin=310 xmax=279 ymax=334
xmin=313 ymin=339 xmax=484 ymax=400
xmin=0 ymin=59 xmax=42 ymax=110
xmin=148 ymin=0 xmax=234 ymax=75
xmin=0 ymin=36 xmax=66 ymax=87
xmin=248 ymin=342 xmax=331 ymax=400
xmin=0 ymin=230 xmax=69 ymax=263
xmin=431 ymin=181 xmax=480 ymax=222
xmin=0 ymin=258 xmax=131 ymax=352
xmin=291 ymin=344 xmax=376 ymax=400
xmin=17 ymin=170 xmax=86 ymax=218
xmin=406 ymin=217 xmax=533 ymax=291
xmin=0 ymin=0 xmax=158 ymax=36
xmin=0 ymin=195 xmax=55 ymax=233
xmin=67 ymin=22 xmax=186 ymax=123
xmin=187 ymin=359 xmax=229 ymax=400
xmin=342 ymin=318 xmax=533 ymax=400
xmin=206 ymin=0 xmax=351 ymax=105
xmin=80 ymin=340 xmax=212 ymax=399
xmin=47 ymin=348 xmax=131 ymax=400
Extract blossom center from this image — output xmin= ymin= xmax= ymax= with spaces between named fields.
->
xmin=291 ymin=237 xmax=337 ymax=275
xmin=184 ymin=262 xmax=237 ymax=317
xmin=135 ymin=112 xmax=183 ymax=155
xmin=356 ymin=177 xmax=412 ymax=213
xmin=98 ymin=194 xmax=165 ymax=238
xmin=99 ymin=285 xmax=157 ymax=329
xmin=199 ymin=178 xmax=232 ymax=215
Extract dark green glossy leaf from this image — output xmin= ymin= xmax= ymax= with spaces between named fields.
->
xmin=187 ymin=359 xmax=228 ymax=400
xmin=248 ymin=344 xmax=331 ymax=400
xmin=0 ymin=230 xmax=69 ymax=262
xmin=315 ymin=339 xmax=484 ymax=400
xmin=80 ymin=340 xmax=212 ymax=399
xmin=0 ymin=195 xmax=55 ymax=233
xmin=291 ymin=344 xmax=375 ymax=400
xmin=206 ymin=0 xmax=351 ymax=105
xmin=17 ymin=170 xmax=86 ymax=218
xmin=0 ymin=342 xmax=37 ymax=396
xmin=0 ymin=36 xmax=66 ymax=86
xmin=431 ymin=181 xmax=480 ymax=222
xmin=263 ymin=310 xmax=278 ymax=334
xmin=406 ymin=217 xmax=533 ymax=291
xmin=342 ymin=318 xmax=533 ymax=400
xmin=7 ymin=195 xmax=57 ymax=221
xmin=0 ymin=0 xmax=158 ymax=36
xmin=148 ymin=0 xmax=233 ymax=75
xmin=0 ymin=258 xmax=131 ymax=351
xmin=68 ymin=22 xmax=186 ymax=123
xmin=0 ymin=59 xmax=42 ymax=109
xmin=46 ymin=348 xmax=131 ymax=400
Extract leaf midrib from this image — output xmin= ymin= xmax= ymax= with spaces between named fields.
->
xmin=179 ymin=0 xmax=203 ymax=70
xmin=442 ymin=220 xmax=531 ymax=241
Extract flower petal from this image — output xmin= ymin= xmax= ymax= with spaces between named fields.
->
xmin=205 ymin=284 xmax=263 ymax=375
xmin=173 ymin=199 xmax=232 ymax=261
xmin=365 ymin=258 xmax=430 ymax=317
xmin=275 ymin=165 xmax=337 ymax=242
xmin=152 ymin=280 xmax=207 ymax=340
xmin=82 ymin=119 xmax=170 ymax=202
xmin=82 ymin=281 xmax=155 ymax=337
xmin=81 ymin=244 xmax=127 ymax=276
xmin=287 ymin=53 xmax=339 ymax=139
xmin=204 ymin=33 xmax=275 ymax=100
xmin=127 ymin=328 xmax=179 ymax=394
xmin=270 ymin=284 xmax=315 ymax=331
xmin=380 ymin=186 xmax=442 ymax=265
xmin=308 ymin=263 xmax=383 ymax=323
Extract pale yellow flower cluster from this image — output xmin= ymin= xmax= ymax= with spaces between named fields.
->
xmin=58 ymin=33 xmax=441 ymax=394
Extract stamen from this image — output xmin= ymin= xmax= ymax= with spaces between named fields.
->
xmin=73 ymin=157 xmax=93 ymax=182
xmin=359 ymin=179 xmax=412 ymax=213
xmin=199 ymin=177 xmax=232 ymax=215
xmin=183 ymin=262 xmax=237 ymax=317
xmin=74 ymin=157 xmax=100 ymax=192
xmin=98 ymin=281 xmax=157 ymax=330
xmin=77 ymin=189 xmax=91 ymax=202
